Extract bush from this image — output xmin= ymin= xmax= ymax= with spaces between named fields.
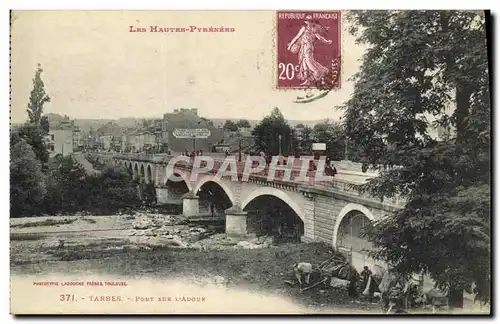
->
xmin=43 ymin=157 xmax=141 ymax=216
xmin=85 ymin=165 xmax=141 ymax=214
xmin=10 ymin=139 xmax=47 ymax=217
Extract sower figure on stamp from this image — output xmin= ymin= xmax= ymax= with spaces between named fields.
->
xmin=287 ymin=15 xmax=333 ymax=86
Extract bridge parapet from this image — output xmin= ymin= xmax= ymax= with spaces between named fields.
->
xmin=95 ymin=152 xmax=405 ymax=208
xmin=310 ymin=178 xmax=406 ymax=207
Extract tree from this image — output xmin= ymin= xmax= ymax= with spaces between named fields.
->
xmin=10 ymin=138 xmax=46 ymax=217
xmin=342 ymin=11 xmax=490 ymax=306
xmin=236 ymin=119 xmax=251 ymax=128
xmin=252 ymin=107 xmax=293 ymax=156
xmin=44 ymin=155 xmax=90 ymax=214
xmin=201 ymin=117 xmax=214 ymax=127
xmin=312 ymin=120 xmax=346 ymax=160
xmin=87 ymin=166 xmax=141 ymax=214
xmin=27 ymin=63 xmax=51 ymax=129
xmin=223 ymin=120 xmax=238 ymax=132
xmin=12 ymin=123 xmax=50 ymax=167
xmin=295 ymin=125 xmax=314 ymax=153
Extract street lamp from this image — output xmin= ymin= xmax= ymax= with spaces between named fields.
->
xmin=192 ymin=135 xmax=196 ymax=152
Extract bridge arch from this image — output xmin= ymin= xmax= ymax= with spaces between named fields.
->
xmin=332 ymin=203 xmax=376 ymax=250
xmin=133 ymin=163 xmax=139 ymax=180
xmin=193 ymin=176 xmax=236 ymax=206
xmin=164 ymin=169 xmax=193 ymax=192
xmin=241 ymin=187 xmax=305 ymax=222
xmin=139 ymin=164 xmax=146 ymax=182
xmin=146 ymin=164 xmax=153 ymax=184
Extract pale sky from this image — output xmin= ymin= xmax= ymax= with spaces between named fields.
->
xmin=10 ymin=11 xmax=367 ymax=124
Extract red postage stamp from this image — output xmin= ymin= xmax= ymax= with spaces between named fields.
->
xmin=276 ymin=11 xmax=341 ymax=89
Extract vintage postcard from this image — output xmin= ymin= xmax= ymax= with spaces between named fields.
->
xmin=9 ymin=10 xmax=491 ymax=315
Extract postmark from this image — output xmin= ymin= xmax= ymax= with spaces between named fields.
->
xmin=276 ymin=11 xmax=341 ymax=89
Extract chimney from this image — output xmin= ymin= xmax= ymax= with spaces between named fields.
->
xmin=191 ymin=108 xmax=198 ymax=115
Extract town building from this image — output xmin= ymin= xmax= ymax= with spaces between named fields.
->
xmin=47 ymin=119 xmax=82 ymax=157
xmin=161 ymin=108 xmax=224 ymax=153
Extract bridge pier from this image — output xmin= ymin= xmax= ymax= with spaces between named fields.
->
xmin=155 ymin=187 xmax=170 ymax=205
xmin=182 ymin=192 xmax=199 ymax=217
xmin=224 ymin=205 xmax=248 ymax=236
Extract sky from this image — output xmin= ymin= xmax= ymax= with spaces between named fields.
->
xmin=10 ymin=10 xmax=367 ymax=124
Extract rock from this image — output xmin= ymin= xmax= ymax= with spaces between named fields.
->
xmin=132 ymin=216 xmax=153 ymax=230
xmin=165 ymin=234 xmax=174 ymax=239
xmin=129 ymin=231 xmax=136 ymax=236
xmin=187 ymin=234 xmax=200 ymax=243
xmin=236 ymin=241 xmax=261 ymax=249
xmin=237 ymin=241 xmax=252 ymax=247
xmin=144 ymin=229 xmax=155 ymax=236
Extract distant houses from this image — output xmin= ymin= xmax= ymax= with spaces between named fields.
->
xmin=43 ymin=109 xmax=256 ymax=155
xmin=46 ymin=117 xmax=83 ymax=157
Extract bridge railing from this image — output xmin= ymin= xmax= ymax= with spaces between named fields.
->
xmin=100 ymin=152 xmax=405 ymax=207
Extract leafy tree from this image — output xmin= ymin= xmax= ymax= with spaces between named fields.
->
xmin=10 ymin=138 xmax=46 ymax=217
xmin=236 ymin=119 xmax=251 ymax=128
xmin=223 ymin=120 xmax=238 ymax=132
xmin=252 ymin=107 xmax=293 ymax=155
xmin=312 ymin=120 xmax=346 ymax=160
xmin=40 ymin=116 xmax=50 ymax=134
xmin=44 ymin=155 xmax=90 ymax=214
xmin=201 ymin=117 xmax=214 ymax=127
xmin=27 ymin=63 xmax=51 ymax=130
xmin=87 ymin=166 xmax=141 ymax=214
xmin=12 ymin=123 xmax=50 ymax=167
xmin=342 ymin=11 xmax=490 ymax=306
xmin=295 ymin=125 xmax=314 ymax=153
xmin=13 ymin=64 xmax=51 ymax=168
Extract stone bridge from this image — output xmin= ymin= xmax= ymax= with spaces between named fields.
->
xmin=91 ymin=152 xmax=404 ymax=258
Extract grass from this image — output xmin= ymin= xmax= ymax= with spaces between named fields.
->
xmin=10 ymin=216 xmax=99 ymax=229
xmin=10 ymin=218 xmax=77 ymax=228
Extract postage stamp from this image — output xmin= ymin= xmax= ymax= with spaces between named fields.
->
xmin=276 ymin=11 xmax=341 ymax=89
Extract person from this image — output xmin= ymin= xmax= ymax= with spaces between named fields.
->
xmin=348 ymin=268 xmax=360 ymax=302
xmin=207 ymin=189 xmax=215 ymax=216
xmin=361 ymin=266 xmax=375 ymax=300
xmin=287 ymin=15 xmax=333 ymax=86
xmin=293 ymin=262 xmax=313 ymax=285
